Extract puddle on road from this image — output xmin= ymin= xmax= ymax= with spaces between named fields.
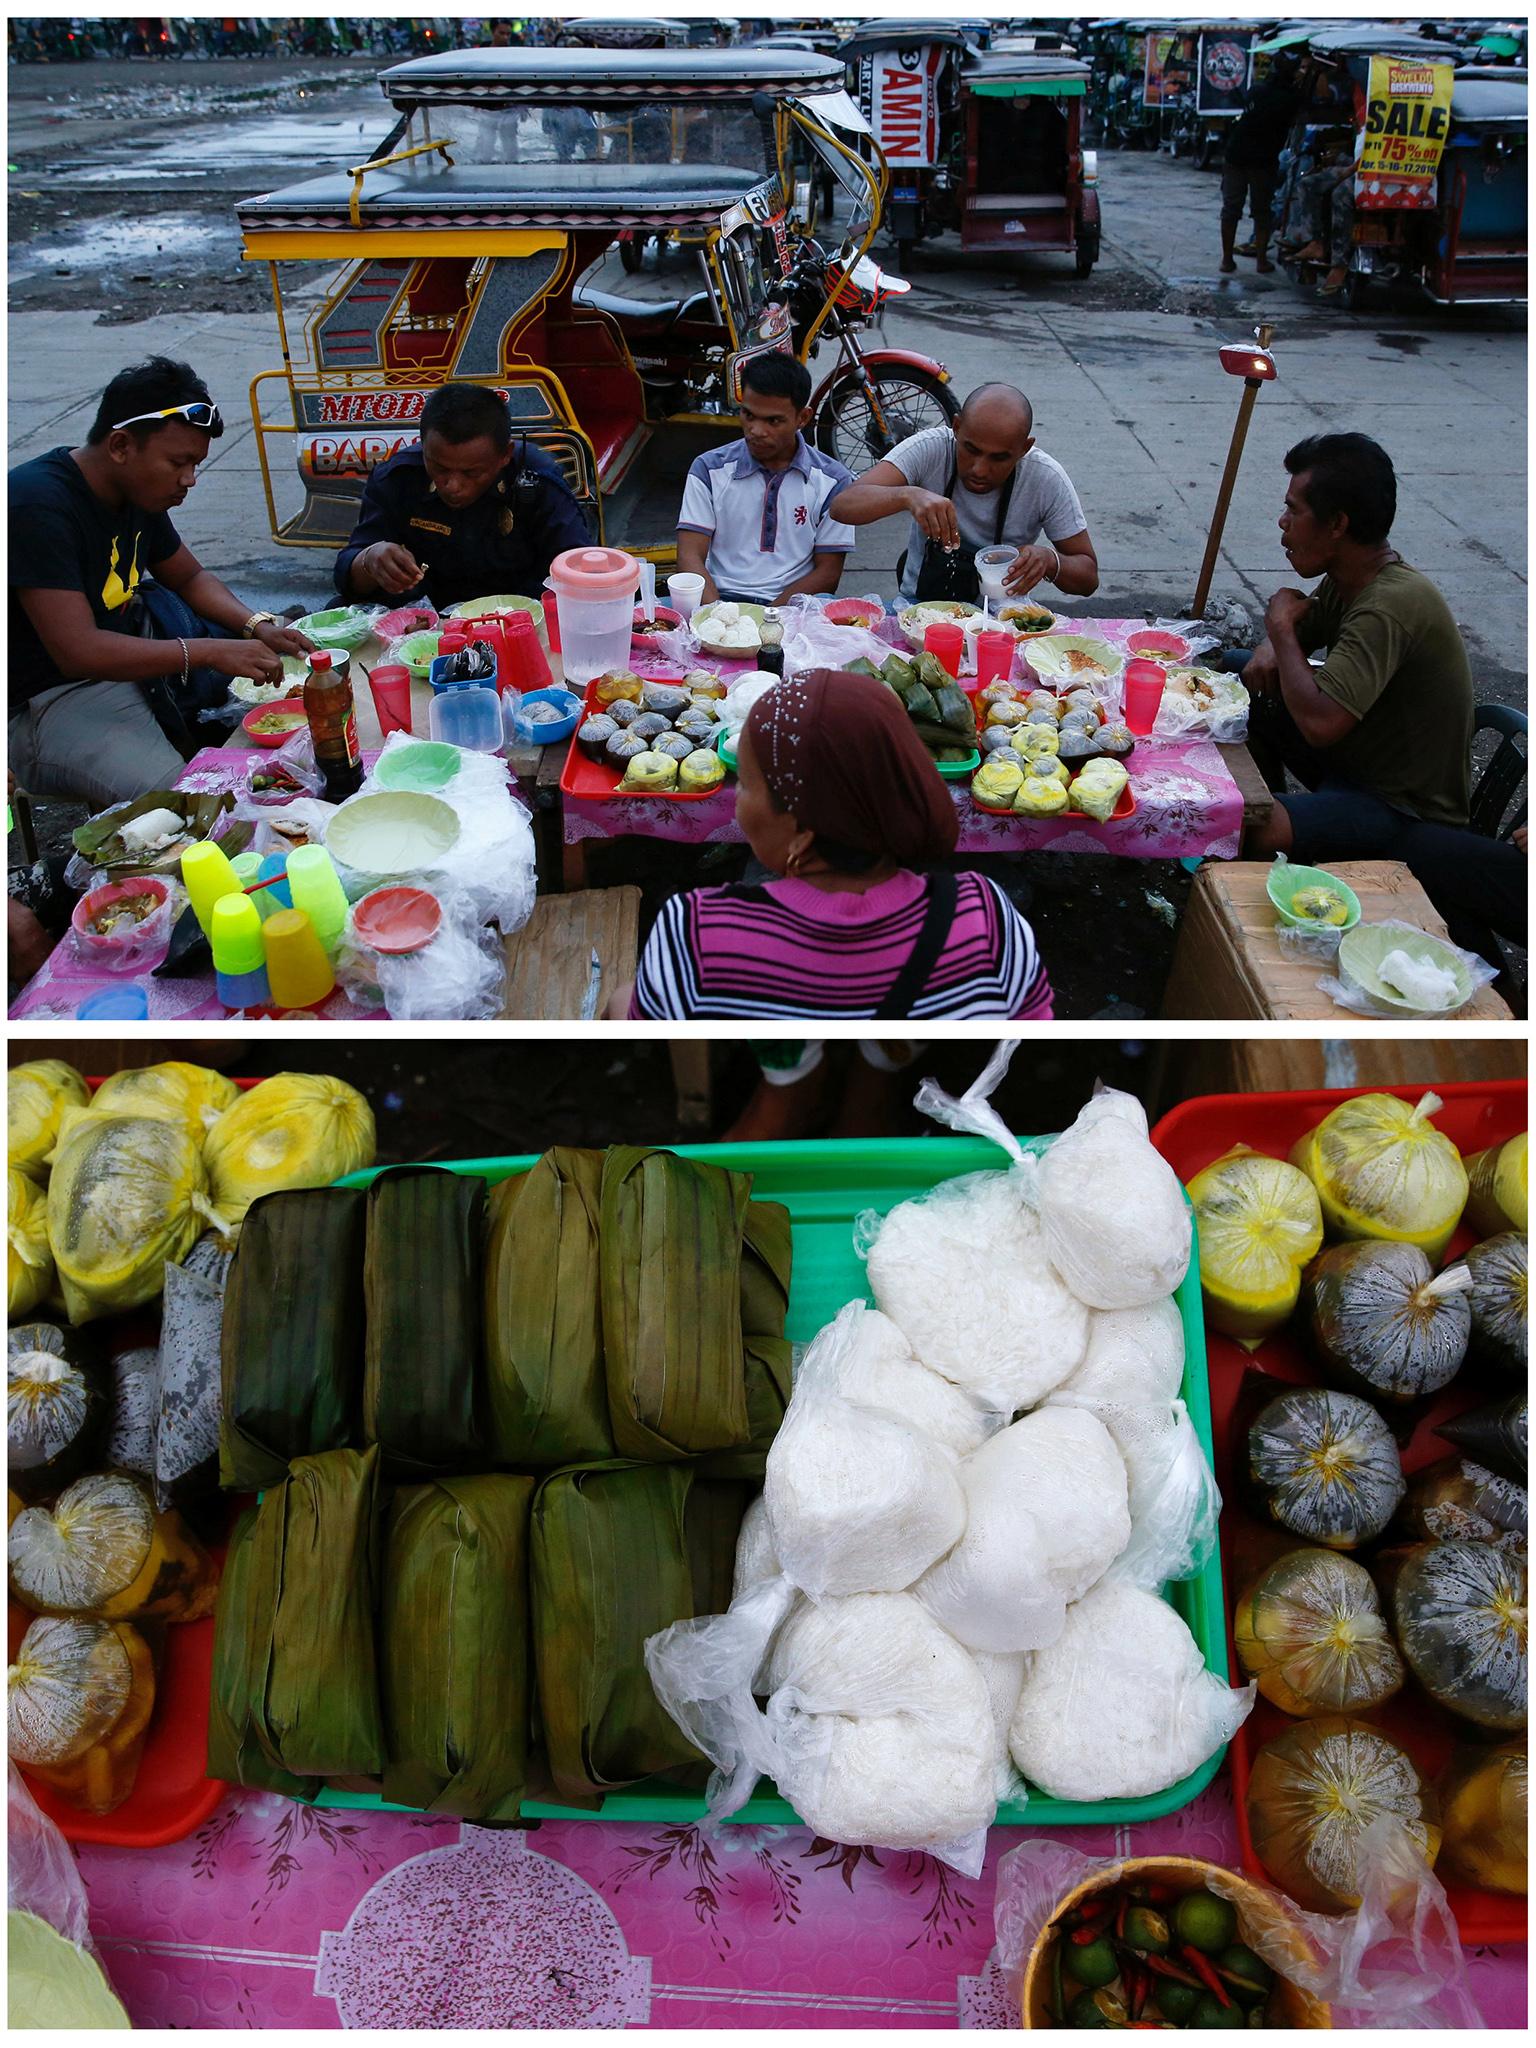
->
xmin=11 ymin=212 xmax=224 ymax=280
xmin=38 ymin=112 xmax=389 ymax=184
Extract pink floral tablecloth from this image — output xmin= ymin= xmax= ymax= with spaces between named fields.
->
xmin=563 ymin=619 xmax=1244 ymax=860
xmin=75 ymin=1778 xmax=1522 ymax=2029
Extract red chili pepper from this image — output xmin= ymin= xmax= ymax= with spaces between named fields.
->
xmin=1144 ymin=1954 xmax=1204 ymax=1989
xmin=1142 ymin=1883 xmax=1177 ymax=1905
xmin=1071 ymin=1922 xmax=1109 ymax=1945
xmin=1116 ymin=1893 xmax=1129 ymax=1942
xmin=1127 ymin=1961 xmax=1148 ymax=2021
xmin=1182 ymin=1946 xmax=1234 ymax=2008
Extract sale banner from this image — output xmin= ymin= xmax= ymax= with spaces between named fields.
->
xmin=859 ymin=44 xmax=945 ymax=167
xmin=1356 ymin=56 xmax=1454 ymax=209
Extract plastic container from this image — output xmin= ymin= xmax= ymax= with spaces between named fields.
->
xmin=252 ymin=853 xmax=292 ymax=920
xmin=548 ymin=544 xmax=639 ymax=683
xmin=429 ymin=681 xmax=504 ymax=753
xmin=923 ymin=620 xmax=965 ymax=677
xmin=285 ymin=844 xmax=350 ymax=955
xmin=1266 ymin=858 xmax=1362 ymax=932
xmin=70 ymin=875 xmax=173 ymax=963
xmin=974 ymin=628 xmax=1016 ymax=692
xmin=974 ymin=543 xmax=1013 ymax=607
xmin=74 ymin=986 xmax=149 ymax=1021
xmin=313 ymin=1135 xmax=1226 ymax=1831
xmin=1122 ymin=656 xmax=1168 ymax=735
xmin=505 ymin=686 xmax=581 ymax=748
xmin=366 ymin=663 xmax=413 ymax=739
xmin=665 ymin=572 xmax=704 ymax=620
xmin=179 ymin=840 xmax=243 ymax=938
xmin=262 ymin=906 xmax=335 ymax=1008
xmin=560 ymin=675 xmax=732 ymax=803
xmin=1151 ymin=1079 xmax=1527 ymax=1947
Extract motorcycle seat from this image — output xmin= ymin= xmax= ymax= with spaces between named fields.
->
xmin=574 ymin=285 xmax=695 ymax=334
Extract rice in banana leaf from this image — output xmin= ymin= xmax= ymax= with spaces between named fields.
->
xmin=741 ymin=1199 xmax=792 ymax=1452
xmin=363 ymin=1170 xmax=485 ymax=1479
xmin=216 ymin=1446 xmax=385 ymax=1781
xmin=207 ymin=1504 xmax=314 ymax=1800
xmin=221 ymin=1188 xmax=368 ymax=1490
xmin=381 ymin=1474 xmax=535 ymax=1820
xmin=533 ymin=1463 xmax=744 ymax=1805
xmin=601 ymin=1148 xmax=752 ymax=1461
xmin=484 ymin=1149 xmax=613 ymax=1466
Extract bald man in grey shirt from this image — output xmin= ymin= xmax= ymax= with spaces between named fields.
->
xmin=829 ymin=383 xmax=1099 ymax=605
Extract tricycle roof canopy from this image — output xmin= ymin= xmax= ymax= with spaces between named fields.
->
xmin=838 ymin=21 xmax=987 ymax=55
xmin=1449 ymin=71 xmax=1528 ymax=122
xmin=1306 ymin=26 xmax=1464 ymax=61
xmin=380 ymin=45 xmax=845 ymax=107
xmin=964 ymin=53 xmax=1092 ymax=93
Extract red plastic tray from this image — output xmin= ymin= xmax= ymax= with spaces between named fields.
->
xmin=558 ymin=666 xmax=731 ymax=804
xmin=1152 ymin=1080 xmax=1527 ymax=1946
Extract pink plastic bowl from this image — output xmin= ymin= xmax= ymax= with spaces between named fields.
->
xmin=71 ymin=875 xmax=173 ymax=959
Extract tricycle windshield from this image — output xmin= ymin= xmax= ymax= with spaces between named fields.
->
xmin=792 ymin=91 xmax=883 ymax=243
xmin=410 ymin=100 xmax=773 ymax=183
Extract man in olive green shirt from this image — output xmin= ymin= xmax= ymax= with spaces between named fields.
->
xmin=1242 ymin=432 xmax=1475 ymax=859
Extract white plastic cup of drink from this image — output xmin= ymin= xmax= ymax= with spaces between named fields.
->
xmin=667 ymin=572 xmax=705 ymax=621
xmin=975 ymin=545 xmax=1012 ymax=609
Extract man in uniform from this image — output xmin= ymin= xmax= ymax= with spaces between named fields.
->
xmin=334 ymin=382 xmax=590 ymax=611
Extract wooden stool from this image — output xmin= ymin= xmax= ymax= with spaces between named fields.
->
xmin=499 ymin=887 xmax=640 ymax=1019
xmin=1161 ymin=861 xmax=1515 ymax=1021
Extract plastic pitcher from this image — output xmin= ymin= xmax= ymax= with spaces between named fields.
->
xmin=429 ymin=681 xmax=504 ymax=753
xmin=549 ymin=545 xmax=638 ymax=682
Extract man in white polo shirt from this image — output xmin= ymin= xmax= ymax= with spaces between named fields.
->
xmin=675 ymin=355 xmax=855 ymax=604
xmin=829 ymin=382 xmax=1099 ymax=608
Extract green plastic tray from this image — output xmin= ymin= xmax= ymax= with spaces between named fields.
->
xmin=322 ymin=1135 xmax=1225 ymax=1829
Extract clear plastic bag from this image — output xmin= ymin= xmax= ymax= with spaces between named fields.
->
xmin=715 ymin=669 xmax=782 ymax=736
xmin=779 ymin=594 xmax=892 ymax=674
xmin=1151 ymin=670 xmax=1251 ymax=743
xmin=1319 ymin=919 xmax=1499 ymax=1019
xmin=991 ymin=1821 xmax=1481 ymax=2029
xmin=8 ymin=1761 xmax=93 ymax=1949
xmin=1032 ymin=1082 xmax=1193 ymax=1311
xmin=335 ymin=895 xmax=508 ymax=1021
xmin=68 ymin=881 xmax=179 ymax=972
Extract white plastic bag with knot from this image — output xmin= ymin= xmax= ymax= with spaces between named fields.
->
xmin=335 ymin=893 xmax=508 ymax=1021
xmin=1319 ymin=919 xmax=1498 ymax=1020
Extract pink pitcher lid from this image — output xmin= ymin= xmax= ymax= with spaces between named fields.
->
xmin=549 ymin=545 xmax=639 ymax=599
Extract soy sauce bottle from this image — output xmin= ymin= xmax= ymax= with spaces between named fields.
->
xmin=303 ymin=651 xmax=362 ymax=800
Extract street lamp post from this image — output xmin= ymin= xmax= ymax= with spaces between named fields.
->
xmin=1191 ymin=324 xmax=1278 ymax=621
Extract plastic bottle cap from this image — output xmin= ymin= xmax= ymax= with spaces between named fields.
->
xmin=209 ymin=891 xmax=267 ymax=975
xmin=309 ymin=651 xmax=333 ymax=671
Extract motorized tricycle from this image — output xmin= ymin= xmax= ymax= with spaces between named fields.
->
xmin=236 ymin=46 xmax=956 ymax=563
xmin=1273 ymin=26 xmax=1526 ymax=308
xmin=840 ymin=23 xmax=1101 ymax=275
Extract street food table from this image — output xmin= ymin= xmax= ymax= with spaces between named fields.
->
xmin=559 ymin=616 xmax=1269 ymax=887
xmin=61 ymin=1779 xmax=1526 ymax=2028
xmin=1163 ymin=861 xmax=1516 ymax=1021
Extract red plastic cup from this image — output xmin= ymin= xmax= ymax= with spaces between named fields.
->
xmin=974 ymin=629 xmax=1015 ymax=693
xmin=1122 ymin=657 xmax=1167 ymax=736
xmin=502 ymin=610 xmax=554 ymax=695
xmin=366 ymin=663 xmax=413 ymax=739
xmin=923 ymin=621 xmax=965 ymax=678
xmin=541 ymin=581 xmax=562 ymax=654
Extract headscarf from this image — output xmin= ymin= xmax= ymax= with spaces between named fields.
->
xmin=743 ymin=666 xmax=959 ymax=869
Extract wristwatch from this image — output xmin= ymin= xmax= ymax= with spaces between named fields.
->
xmin=241 ymin=610 xmax=278 ymax=639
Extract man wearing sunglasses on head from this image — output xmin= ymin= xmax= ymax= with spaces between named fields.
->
xmin=9 ymin=357 xmax=315 ymax=807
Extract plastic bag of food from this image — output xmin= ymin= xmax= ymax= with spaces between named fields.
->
xmin=203 ymin=1073 xmax=375 ymax=1236
xmin=990 ymin=1820 xmax=1480 ymax=2030
xmin=8 ymin=1761 xmax=93 ymax=1950
xmin=1319 ymin=921 xmax=1497 ymax=1022
xmin=1008 ymin=1579 xmax=1252 ymax=1802
xmin=1187 ymin=1145 xmax=1324 ymax=1341
xmin=1291 ymin=1089 xmax=1468 ymax=1258
xmin=46 ymin=1111 xmax=229 ymax=1324
xmin=8 ymin=1167 xmax=54 ymax=1319
xmin=1030 ymin=1082 xmax=1192 ymax=1309
xmin=779 ymin=600 xmax=891 ymax=677
xmin=8 ymin=1062 xmax=90 ymax=1184
xmin=86 ymin=1062 xmax=238 ymax=1141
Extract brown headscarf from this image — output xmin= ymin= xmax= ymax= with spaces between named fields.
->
xmin=743 ymin=667 xmax=959 ymax=869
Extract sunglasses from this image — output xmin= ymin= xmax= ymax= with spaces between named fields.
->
xmin=110 ymin=400 xmax=224 ymax=434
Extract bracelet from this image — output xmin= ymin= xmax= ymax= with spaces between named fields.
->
xmin=1047 ymin=545 xmax=1061 ymax=585
xmin=177 ymin=636 xmax=190 ymax=689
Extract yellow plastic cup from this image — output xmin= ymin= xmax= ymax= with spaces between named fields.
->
xmin=180 ymin=840 xmax=242 ymax=937
xmin=262 ymin=907 xmax=335 ymax=1009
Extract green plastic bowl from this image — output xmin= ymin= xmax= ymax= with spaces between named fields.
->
xmin=295 ymin=606 xmax=375 ymax=652
xmin=1266 ymin=858 xmax=1362 ymax=932
xmin=393 ymin=629 xmax=444 ymax=680
xmin=1337 ymin=922 xmax=1475 ymax=1016
xmin=934 ymin=745 xmax=982 ymax=781
xmin=715 ymin=729 xmax=739 ymax=774
xmin=373 ymin=741 xmax=461 ymax=793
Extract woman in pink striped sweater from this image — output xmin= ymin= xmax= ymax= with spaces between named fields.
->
xmin=630 ymin=667 xmax=1053 ymax=1021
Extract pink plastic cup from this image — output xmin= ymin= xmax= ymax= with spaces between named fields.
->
xmin=1122 ymin=657 xmax=1167 ymax=736
xmin=541 ymin=581 xmax=562 ymax=653
xmin=974 ymin=629 xmax=1015 ymax=693
xmin=923 ymin=621 xmax=965 ymax=679
xmin=367 ymin=663 xmax=413 ymax=739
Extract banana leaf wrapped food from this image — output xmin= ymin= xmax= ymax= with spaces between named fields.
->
xmin=741 ymin=1199 xmax=792 ymax=1452
xmin=8 ymin=1061 xmax=90 ymax=1184
xmin=364 ymin=1169 xmax=486 ymax=1478
xmin=380 ymin=1474 xmax=535 ymax=1820
xmin=601 ymin=1148 xmax=753 ymax=1461
xmin=208 ymin=1446 xmax=385 ymax=1785
xmin=46 ymin=1110 xmax=229 ymax=1325
xmin=1301 ymin=1239 xmax=1471 ymax=1408
xmin=9 ymin=1470 xmax=217 ymax=1623
xmin=204 ymin=1072 xmax=376 ymax=1237
xmin=484 ymin=1149 xmax=613 ymax=1466
xmin=8 ymin=1614 xmax=157 ymax=1814
xmin=531 ymin=1462 xmax=749 ymax=1805
xmin=88 ymin=1061 xmax=239 ymax=1142
xmin=1437 ymin=1392 xmax=1527 ymax=1485
xmin=7 ymin=1323 xmax=108 ymax=1504
xmin=221 ymin=1188 xmax=368 ymax=1490
xmin=1290 ymin=1090 xmax=1468 ymax=1259
xmin=1462 ymin=1131 xmax=1527 ymax=1237
xmin=8 ymin=1167 xmax=55 ymax=1318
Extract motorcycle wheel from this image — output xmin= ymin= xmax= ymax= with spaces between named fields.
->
xmin=814 ymin=365 xmax=958 ymax=474
xmin=619 ymin=235 xmax=645 ymax=275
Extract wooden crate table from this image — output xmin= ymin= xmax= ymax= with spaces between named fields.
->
xmin=1161 ymin=860 xmax=1515 ymax=1021
xmin=499 ymin=886 xmax=640 ymax=1018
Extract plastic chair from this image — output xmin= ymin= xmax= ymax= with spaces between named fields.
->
xmin=1470 ymin=703 xmax=1528 ymax=840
